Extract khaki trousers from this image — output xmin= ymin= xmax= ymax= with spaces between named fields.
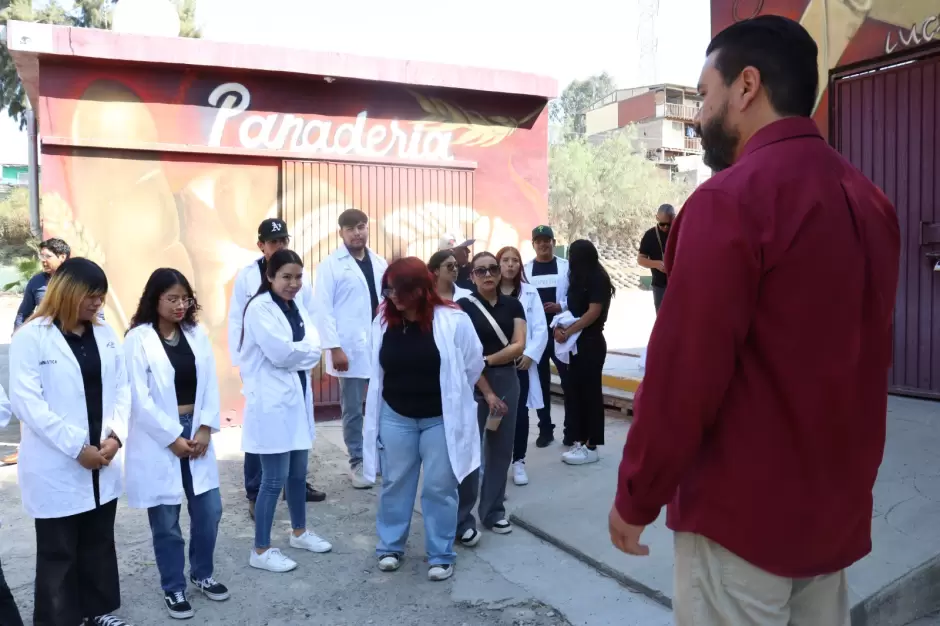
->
xmin=673 ymin=532 xmax=850 ymax=626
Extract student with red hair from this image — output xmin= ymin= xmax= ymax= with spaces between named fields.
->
xmin=361 ymin=257 xmax=491 ymax=581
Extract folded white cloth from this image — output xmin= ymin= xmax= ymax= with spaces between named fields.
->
xmin=551 ymin=311 xmax=581 ymax=364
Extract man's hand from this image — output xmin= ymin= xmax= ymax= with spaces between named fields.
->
xmin=516 ymin=355 xmax=534 ymax=371
xmin=331 ymin=347 xmax=349 ymax=372
xmin=189 ymin=426 xmax=211 ymax=459
xmin=553 ymin=327 xmax=568 ymax=343
xmin=99 ymin=437 xmax=120 ymax=462
xmin=169 ymin=437 xmax=195 ymax=459
xmin=655 ymin=261 xmax=666 ymax=272
xmin=543 ymin=302 xmax=562 ymax=314
xmin=609 ymin=505 xmax=650 ymax=556
xmin=77 ymin=445 xmax=109 ymax=470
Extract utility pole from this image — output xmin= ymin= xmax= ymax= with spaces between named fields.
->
xmin=637 ymin=0 xmax=660 ymax=86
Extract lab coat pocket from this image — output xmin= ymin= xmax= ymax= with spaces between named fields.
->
xmin=260 ymin=371 xmax=294 ymax=413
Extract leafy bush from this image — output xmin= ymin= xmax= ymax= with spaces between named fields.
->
xmin=2 ymin=254 xmax=41 ymax=293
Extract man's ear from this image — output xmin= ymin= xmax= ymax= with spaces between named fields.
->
xmin=736 ymin=66 xmax=762 ymax=112
xmin=256 ymin=241 xmax=264 ymax=253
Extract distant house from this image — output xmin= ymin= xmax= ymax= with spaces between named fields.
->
xmin=1 ymin=164 xmax=29 ymax=187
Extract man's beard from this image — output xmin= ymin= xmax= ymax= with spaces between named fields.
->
xmin=697 ymin=101 xmax=739 ymax=172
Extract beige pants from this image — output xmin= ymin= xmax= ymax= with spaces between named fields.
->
xmin=673 ymin=532 xmax=850 ymax=626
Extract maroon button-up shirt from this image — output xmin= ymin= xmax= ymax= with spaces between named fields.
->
xmin=615 ymin=117 xmax=900 ymax=577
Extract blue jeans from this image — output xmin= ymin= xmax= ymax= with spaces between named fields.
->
xmin=147 ymin=414 xmax=223 ymax=593
xmin=376 ymin=403 xmax=458 ymax=566
xmin=339 ymin=377 xmax=368 ymax=468
xmin=244 ymin=452 xmax=261 ymax=501
xmin=254 ymin=449 xmax=308 ymax=549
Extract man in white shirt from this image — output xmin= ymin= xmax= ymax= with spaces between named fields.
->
xmin=314 ymin=209 xmax=387 ymax=488
xmin=227 ymin=218 xmax=326 ymax=517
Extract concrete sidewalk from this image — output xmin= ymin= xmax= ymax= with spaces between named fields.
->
xmin=509 ymin=398 xmax=940 ymax=626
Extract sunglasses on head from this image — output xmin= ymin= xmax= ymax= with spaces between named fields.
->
xmin=472 ymin=265 xmax=500 ymax=278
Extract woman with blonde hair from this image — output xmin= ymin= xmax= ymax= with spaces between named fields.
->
xmin=8 ymin=257 xmax=133 ymax=626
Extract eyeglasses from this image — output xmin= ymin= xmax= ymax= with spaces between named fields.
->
xmin=163 ymin=296 xmax=195 ymax=308
xmin=472 ymin=265 xmax=500 ymax=278
xmin=441 ymin=262 xmax=457 ymax=272
xmin=381 ymin=288 xmax=395 ymax=298
xmin=657 ymin=222 xmax=672 ymax=228
xmin=39 ymin=252 xmax=56 ymax=261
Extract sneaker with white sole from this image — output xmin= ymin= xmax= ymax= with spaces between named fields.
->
xmin=428 ymin=564 xmax=454 ymax=581
xmin=378 ymin=553 xmax=401 ymax=571
xmin=162 ymin=591 xmax=194 ymax=620
xmin=289 ymin=530 xmax=333 ymax=553
xmin=189 ymin=575 xmax=230 ymax=601
xmin=350 ymin=463 xmax=372 ymax=489
xmin=249 ymin=548 xmax=297 ymax=572
xmin=93 ymin=616 xmax=133 ymax=626
xmin=511 ymin=460 xmax=529 ymax=486
xmin=562 ymin=444 xmax=599 ymax=465
xmin=491 ymin=519 xmax=513 ymax=534
xmin=459 ymin=528 xmax=481 ymax=547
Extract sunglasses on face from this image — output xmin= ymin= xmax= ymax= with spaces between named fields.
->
xmin=658 ymin=222 xmax=672 ymax=228
xmin=441 ymin=262 xmax=457 ymax=271
xmin=472 ymin=265 xmax=500 ymax=278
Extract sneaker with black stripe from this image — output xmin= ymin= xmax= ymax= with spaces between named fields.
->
xmin=189 ymin=575 xmax=230 ymax=601
xmin=163 ymin=591 xmax=194 ymax=620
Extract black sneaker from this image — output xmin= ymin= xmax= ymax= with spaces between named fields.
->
xmin=280 ymin=483 xmax=327 ymax=502
xmin=459 ymin=528 xmax=481 ymax=547
xmin=535 ymin=433 xmax=555 ymax=448
xmin=93 ymin=617 xmax=133 ymax=626
xmin=163 ymin=591 xmax=194 ymax=619
xmin=189 ymin=575 xmax=230 ymax=601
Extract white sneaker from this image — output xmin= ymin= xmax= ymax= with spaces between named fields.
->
xmin=378 ymin=554 xmax=401 ymax=571
xmin=511 ymin=460 xmax=529 ymax=486
xmin=562 ymin=444 xmax=599 ymax=465
xmin=249 ymin=548 xmax=297 ymax=572
xmin=428 ymin=564 xmax=454 ymax=581
xmin=289 ymin=530 xmax=333 ymax=553
xmin=459 ymin=528 xmax=481 ymax=547
xmin=350 ymin=464 xmax=372 ymax=489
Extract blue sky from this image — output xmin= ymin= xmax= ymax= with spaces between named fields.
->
xmin=0 ymin=0 xmax=711 ymax=163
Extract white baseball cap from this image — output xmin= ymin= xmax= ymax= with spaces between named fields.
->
xmin=438 ymin=233 xmax=475 ymax=251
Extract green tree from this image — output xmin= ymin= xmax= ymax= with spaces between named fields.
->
xmin=549 ymin=72 xmax=616 ymax=137
xmin=549 ymin=128 xmax=693 ymax=245
xmin=0 ymin=0 xmax=200 ymax=128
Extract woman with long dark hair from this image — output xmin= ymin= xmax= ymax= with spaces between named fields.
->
xmin=428 ymin=250 xmax=472 ymax=302
xmin=8 ymin=258 xmax=132 ymax=626
xmin=239 ymin=249 xmax=331 ymax=573
xmin=124 ymin=268 xmax=228 ymax=619
xmin=554 ymin=240 xmax=615 ymax=465
xmin=361 ymin=257 xmax=484 ymax=581
xmin=496 ymin=247 xmax=548 ymax=486
xmin=455 ymin=251 xmax=525 ymax=543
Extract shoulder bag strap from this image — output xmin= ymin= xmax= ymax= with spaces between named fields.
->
xmin=466 ymin=295 xmax=510 ymax=347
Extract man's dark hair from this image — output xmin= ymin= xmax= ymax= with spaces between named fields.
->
xmin=338 ymin=208 xmax=369 ymax=229
xmin=657 ymin=204 xmax=676 ymax=217
xmin=40 ymin=237 xmax=71 ymax=259
xmin=706 ymin=15 xmax=818 ymax=118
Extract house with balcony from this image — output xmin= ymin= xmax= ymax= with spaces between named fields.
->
xmin=582 ymin=84 xmax=709 ymax=183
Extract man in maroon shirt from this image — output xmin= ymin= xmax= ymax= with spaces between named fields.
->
xmin=609 ymin=15 xmax=900 ymax=625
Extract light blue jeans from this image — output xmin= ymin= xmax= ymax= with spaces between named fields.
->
xmin=254 ymin=449 xmax=308 ymax=549
xmin=340 ymin=377 xmax=368 ymax=468
xmin=376 ymin=403 xmax=458 ymax=566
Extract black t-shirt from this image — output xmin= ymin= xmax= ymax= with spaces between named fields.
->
xmin=455 ymin=264 xmax=473 ymax=291
xmin=380 ymin=321 xmax=443 ymax=418
xmin=458 ymin=291 xmax=525 ymax=367
xmin=638 ymin=226 xmax=669 ymax=288
xmin=567 ymin=273 xmax=612 ymax=336
xmin=528 ymin=258 xmax=561 ymax=324
xmin=160 ymin=328 xmax=198 ymax=406
xmin=270 ymin=291 xmax=308 ymax=399
xmin=355 ymin=256 xmax=380 ymax=319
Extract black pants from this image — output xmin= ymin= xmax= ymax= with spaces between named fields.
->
xmin=564 ymin=332 xmax=607 ymax=446
xmin=652 ymin=285 xmax=666 ymax=313
xmin=513 ymin=368 xmax=530 ymax=462
xmin=34 ymin=499 xmax=120 ymax=625
xmin=0 ymin=558 xmax=23 ymax=626
xmin=536 ymin=338 xmax=569 ymax=440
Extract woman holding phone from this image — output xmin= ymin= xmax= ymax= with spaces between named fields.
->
xmin=455 ymin=252 xmax=526 ymax=545
xmin=124 ymin=268 xmax=228 ymax=619
xmin=240 ymin=249 xmax=331 ymax=573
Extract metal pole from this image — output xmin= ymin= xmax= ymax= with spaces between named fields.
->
xmin=27 ymin=108 xmax=41 ymax=238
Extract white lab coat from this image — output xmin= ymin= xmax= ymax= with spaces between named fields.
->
xmin=518 ymin=282 xmax=548 ymax=410
xmin=524 ymin=256 xmax=570 ymax=310
xmin=551 ymin=311 xmax=582 ymax=364
xmin=227 ymin=258 xmax=315 ymax=367
xmin=0 ymin=383 xmax=11 ymax=429
xmin=9 ymin=318 xmax=130 ymax=519
xmin=240 ymin=292 xmax=322 ymax=454
xmin=313 ymin=246 xmax=387 ymax=379
xmin=453 ymin=285 xmax=472 ymax=301
xmin=123 ymin=324 xmax=221 ymax=509
xmin=362 ymin=306 xmax=484 ymax=484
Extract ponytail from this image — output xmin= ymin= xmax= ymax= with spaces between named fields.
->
xmin=237 ymin=248 xmax=304 ymax=352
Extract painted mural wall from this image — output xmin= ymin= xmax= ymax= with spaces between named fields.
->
xmin=711 ymin=1 xmax=940 ymax=137
xmin=36 ymin=61 xmax=549 ymax=418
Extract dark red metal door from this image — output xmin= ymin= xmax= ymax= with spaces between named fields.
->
xmin=281 ymin=160 xmax=475 ymax=406
xmin=832 ymin=53 xmax=940 ymax=399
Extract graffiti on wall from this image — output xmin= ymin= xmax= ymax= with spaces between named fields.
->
xmin=715 ymin=0 xmax=940 ymax=136
xmin=36 ymin=64 xmax=549 ymax=415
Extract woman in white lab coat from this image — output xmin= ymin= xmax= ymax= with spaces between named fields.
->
xmin=362 ymin=257 xmax=485 ymax=581
xmin=8 ymin=257 xmax=132 ymax=626
xmin=496 ymin=247 xmax=548 ymax=487
xmin=428 ymin=249 xmax=472 ymax=302
xmin=239 ymin=249 xmax=331 ymax=574
xmin=124 ymin=268 xmax=228 ymax=619
xmin=0 ymin=383 xmax=24 ymax=626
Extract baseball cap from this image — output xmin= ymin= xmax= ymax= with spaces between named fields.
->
xmin=438 ymin=233 xmax=475 ymax=251
xmin=258 ymin=218 xmax=290 ymax=242
xmin=531 ymin=225 xmax=555 ymax=240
